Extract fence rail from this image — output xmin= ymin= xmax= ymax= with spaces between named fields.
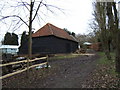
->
xmin=0 ymin=56 xmax=48 ymax=80
xmin=0 ymin=57 xmax=47 ymax=67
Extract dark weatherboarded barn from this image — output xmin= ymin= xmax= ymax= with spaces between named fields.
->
xmin=19 ymin=23 xmax=78 ymax=55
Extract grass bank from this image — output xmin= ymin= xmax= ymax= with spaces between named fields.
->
xmin=97 ymin=52 xmax=117 ymax=75
xmin=82 ymin=52 xmax=119 ymax=88
xmin=96 ymin=52 xmax=119 ymax=88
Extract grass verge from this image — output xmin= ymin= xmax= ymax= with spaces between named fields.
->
xmin=82 ymin=52 xmax=119 ymax=88
xmin=98 ymin=52 xmax=117 ymax=75
xmin=97 ymin=52 xmax=119 ymax=88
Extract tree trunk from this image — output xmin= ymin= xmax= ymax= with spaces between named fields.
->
xmin=28 ymin=1 xmax=33 ymax=60
xmin=105 ymin=39 xmax=111 ymax=60
xmin=115 ymin=31 xmax=120 ymax=73
xmin=101 ymin=30 xmax=111 ymax=60
xmin=27 ymin=1 xmax=33 ymax=78
xmin=105 ymin=50 xmax=111 ymax=60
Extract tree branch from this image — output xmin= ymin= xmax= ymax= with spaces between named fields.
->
xmin=32 ymin=0 xmax=43 ymax=22
xmin=0 ymin=15 xmax=29 ymax=27
xmin=20 ymin=0 xmax=30 ymax=11
xmin=42 ymin=3 xmax=65 ymax=14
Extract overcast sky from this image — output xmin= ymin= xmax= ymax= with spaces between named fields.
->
xmin=36 ymin=0 xmax=93 ymax=34
xmin=0 ymin=0 xmax=93 ymax=44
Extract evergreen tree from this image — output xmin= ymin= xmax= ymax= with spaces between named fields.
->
xmin=63 ymin=28 xmax=72 ymax=35
xmin=20 ymin=31 xmax=28 ymax=46
xmin=11 ymin=33 xmax=19 ymax=45
xmin=72 ymin=32 xmax=75 ymax=37
xmin=3 ymin=32 xmax=18 ymax=45
xmin=3 ymin=32 xmax=12 ymax=45
xmin=63 ymin=28 xmax=76 ymax=37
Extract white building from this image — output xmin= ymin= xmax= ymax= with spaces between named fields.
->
xmin=0 ymin=45 xmax=19 ymax=55
xmin=83 ymin=42 xmax=92 ymax=45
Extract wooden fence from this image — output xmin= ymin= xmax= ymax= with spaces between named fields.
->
xmin=0 ymin=56 xmax=48 ymax=79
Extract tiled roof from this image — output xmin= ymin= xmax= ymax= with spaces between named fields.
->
xmin=32 ymin=23 xmax=77 ymax=42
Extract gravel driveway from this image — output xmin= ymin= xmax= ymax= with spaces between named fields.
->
xmin=2 ymin=53 xmax=99 ymax=88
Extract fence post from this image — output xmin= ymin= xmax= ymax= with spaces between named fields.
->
xmin=46 ymin=55 xmax=48 ymax=68
xmin=26 ymin=58 xmax=29 ymax=78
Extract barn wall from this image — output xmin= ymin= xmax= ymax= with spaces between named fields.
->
xmin=19 ymin=35 xmax=78 ymax=55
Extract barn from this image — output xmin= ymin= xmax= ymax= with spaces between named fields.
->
xmin=19 ymin=23 xmax=78 ymax=55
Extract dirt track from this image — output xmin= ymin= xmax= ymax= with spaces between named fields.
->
xmin=2 ymin=53 xmax=100 ymax=88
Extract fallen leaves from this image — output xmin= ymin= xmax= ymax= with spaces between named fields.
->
xmin=82 ymin=64 xmax=120 ymax=88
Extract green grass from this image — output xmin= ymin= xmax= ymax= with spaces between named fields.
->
xmin=98 ymin=52 xmax=115 ymax=64
xmin=98 ymin=52 xmax=117 ymax=75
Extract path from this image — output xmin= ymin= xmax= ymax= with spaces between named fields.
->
xmin=2 ymin=53 xmax=99 ymax=88
xmin=41 ymin=54 xmax=99 ymax=88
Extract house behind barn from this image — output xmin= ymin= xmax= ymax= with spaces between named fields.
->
xmin=0 ymin=45 xmax=19 ymax=55
xmin=19 ymin=23 xmax=78 ymax=55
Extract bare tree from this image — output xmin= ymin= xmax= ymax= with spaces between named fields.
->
xmin=92 ymin=0 xmax=120 ymax=73
xmin=0 ymin=0 xmax=63 ymax=76
xmin=106 ymin=2 xmax=120 ymax=73
xmin=93 ymin=1 xmax=112 ymax=60
xmin=0 ymin=0 xmax=63 ymax=59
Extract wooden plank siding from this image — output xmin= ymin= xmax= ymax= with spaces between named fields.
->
xmin=19 ymin=35 xmax=78 ymax=55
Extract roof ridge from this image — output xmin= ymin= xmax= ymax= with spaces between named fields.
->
xmin=32 ymin=23 xmax=77 ymax=42
xmin=70 ymin=35 xmax=78 ymax=42
xmin=47 ymin=23 xmax=54 ymax=35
